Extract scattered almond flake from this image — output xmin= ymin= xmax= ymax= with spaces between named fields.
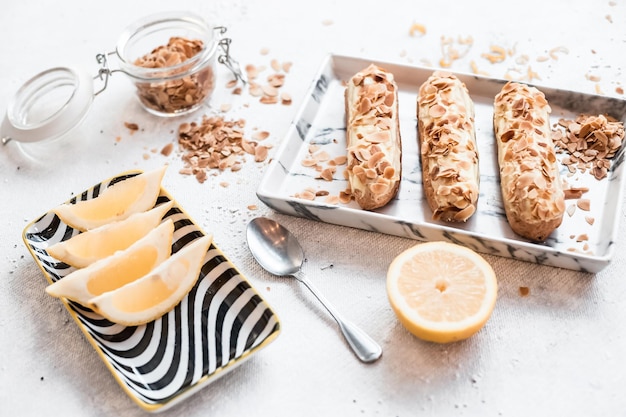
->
xmin=519 ymin=287 xmax=530 ymax=297
xmin=409 ymin=23 xmax=427 ymax=36
xmin=516 ymin=54 xmax=530 ymax=65
xmin=549 ymin=46 xmax=569 ymax=60
xmin=245 ymin=64 xmax=260 ymax=80
xmin=268 ymin=73 xmax=285 ymax=88
xmin=606 ymin=14 xmax=613 ymax=23
xmin=124 ymin=122 xmax=139 ymax=132
xmin=576 ymin=234 xmax=589 ymax=242
xmin=617 ymin=87 xmax=624 ymax=95
xmin=470 ymin=60 xmax=489 ymax=76
xmin=260 ymin=47 xmax=270 ymax=55
xmin=195 ymin=170 xmax=207 ymax=183
xmin=333 ymin=155 xmax=348 ymax=165
xmin=220 ymin=181 xmax=229 ymax=187
xmin=586 ymin=73 xmax=601 ymax=82
xmin=220 ymin=103 xmax=232 ymax=112
xmin=294 ymin=189 xmax=316 ymax=200
xmin=252 ymin=131 xmax=270 ymax=141
xmin=577 ymin=199 xmax=591 ymax=211
xmin=325 ymin=195 xmax=340 ymax=204
xmin=249 ymin=83 xmax=263 ymax=97
xmin=481 ymin=45 xmax=506 ymax=64
xmin=281 ymin=92 xmax=292 ymax=105
xmin=569 ymin=234 xmax=576 ymax=239
xmin=536 ymin=56 xmax=550 ymax=62
xmin=226 ymin=79 xmax=238 ymax=88
xmin=247 ymin=204 xmax=258 ymax=210
xmin=595 ymin=84 xmax=604 ymax=95
xmin=339 ymin=190 xmax=352 ymax=204
xmin=262 ymin=84 xmax=278 ymax=97
xmin=439 ymin=35 xmax=473 ymax=68
xmin=260 ymin=95 xmax=279 ymax=104
xmin=563 ymin=186 xmax=589 ymax=199
xmin=161 ymin=142 xmax=174 ymax=156
xmin=315 ymin=190 xmax=330 ymax=197
xmin=232 ymin=87 xmax=242 ymax=95
xmin=313 ymin=150 xmax=331 ymax=162
xmin=254 ymin=145 xmax=269 ymax=162
xmin=142 ymin=153 xmax=150 ymax=160
xmin=566 ymin=203 xmax=576 ymax=217
xmin=321 ymin=19 xmax=333 ymax=26
xmin=585 ymin=216 xmax=595 ymax=225
xmin=319 ymin=167 xmax=335 ymax=181
xmin=115 ymin=136 xmax=122 ymax=142
xmin=301 ymin=158 xmax=318 ymax=167
xmin=526 ymin=66 xmax=541 ymax=81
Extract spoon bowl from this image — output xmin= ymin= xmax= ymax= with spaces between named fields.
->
xmin=246 ymin=217 xmax=303 ymax=276
xmin=246 ymin=217 xmax=382 ymax=363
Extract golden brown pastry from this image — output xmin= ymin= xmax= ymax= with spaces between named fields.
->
xmin=417 ymin=71 xmax=479 ymax=222
xmin=493 ymin=81 xmax=565 ymax=241
xmin=344 ymin=64 xmax=402 ymax=210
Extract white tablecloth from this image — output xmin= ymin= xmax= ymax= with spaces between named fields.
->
xmin=1 ymin=1 xmax=625 ymax=415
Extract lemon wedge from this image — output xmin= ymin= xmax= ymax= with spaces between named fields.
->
xmin=52 ymin=166 xmax=167 ymax=231
xmin=89 ymin=235 xmax=212 ymax=326
xmin=47 ymin=201 xmax=174 ymax=268
xmin=45 ymin=219 xmax=175 ymax=305
xmin=386 ymin=241 xmax=498 ymax=343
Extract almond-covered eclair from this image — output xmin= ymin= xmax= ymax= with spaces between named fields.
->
xmin=417 ymin=71 xmax=479 ymax=222
xmin=493 ymin=82 xmax=565 ymax=241
xmin=345 ymin=64 xmax=402 ymax=210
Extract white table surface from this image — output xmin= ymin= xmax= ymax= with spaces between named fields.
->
xmin=2 ymin=1 xmax=625 ymax=415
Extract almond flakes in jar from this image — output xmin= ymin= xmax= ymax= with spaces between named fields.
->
xmin=116 ymin=12 xmax=232 ymax=117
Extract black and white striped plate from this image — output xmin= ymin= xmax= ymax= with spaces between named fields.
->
xmin=22 ymin=170 xmax=281 ymax=412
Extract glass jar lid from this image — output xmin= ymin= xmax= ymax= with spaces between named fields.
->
xmin=1 ymin=67 xmax=93 ymax=144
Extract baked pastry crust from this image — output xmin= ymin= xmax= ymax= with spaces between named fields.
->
xmin=345 ymin=64 xmax=402 ymax=210
xmin=493 ymin=81 xmax=565 ymax=241
xmin=417 ymin=71 xmax=479 ymax=222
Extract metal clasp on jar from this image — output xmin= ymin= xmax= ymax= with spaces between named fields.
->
xmin=215 ymin=26 xmax=247 ymax=85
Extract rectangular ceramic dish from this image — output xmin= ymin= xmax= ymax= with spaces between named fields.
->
xmin=23 ymin=170 xmax=281 ymax=412
xmin=257 ymin=54 xmax=626 ymax=273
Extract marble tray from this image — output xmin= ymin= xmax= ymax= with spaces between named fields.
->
xmin=257 ymin=54 xmax=626 ymax=273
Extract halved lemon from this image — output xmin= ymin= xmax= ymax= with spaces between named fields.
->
xmin=52 ymin=166 xmax=167 ymax=231
xmin=386 ymin=241 xmax=498 ymax=343
xmin=89 ymin=235 xmax=212 ymax=326
xmin=45 ymin=219 xmax=175 ymax=305
xmin=47 ymin=201 xmax=174 ymax=268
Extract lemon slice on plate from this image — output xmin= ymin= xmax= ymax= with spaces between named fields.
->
xmin=89 ymin=235 xmax=212 ymax=326
xmin=386 ymin=241 xmax=498 ymax=343
xmin=45 ymin=219 xmax=174 ymax=305
xmin=47 ymin=201 xmax=174 ymax=268
xmin=52 ymin=166 xmax=167 ymax=231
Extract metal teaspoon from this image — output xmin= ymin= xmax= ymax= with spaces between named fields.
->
xmin=246 ymin=217 xmax=382 ymax=363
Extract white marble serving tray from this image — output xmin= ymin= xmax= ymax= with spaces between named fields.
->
xmin=257 ymin=54 xmax=626 ymax=273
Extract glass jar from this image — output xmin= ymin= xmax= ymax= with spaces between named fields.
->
xmin=116 ymin=12 xmax=220 ymax=117
xmin=1 ymin=11 xmax=244 ymax=152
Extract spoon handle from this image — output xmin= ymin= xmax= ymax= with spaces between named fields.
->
xmin=295 ymin=272 xmax=382 ymax=363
